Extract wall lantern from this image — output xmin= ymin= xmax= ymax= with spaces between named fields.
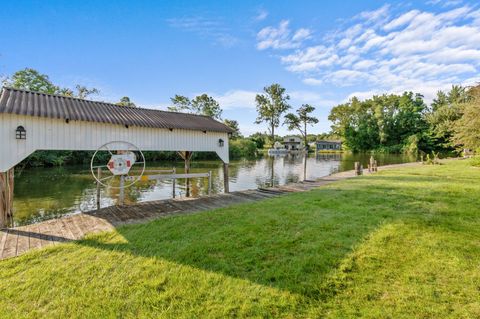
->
xmin=15 ymin=126 xmax=26 ymax=140
xmin=218 ymin=138 xmax=224 ymax=147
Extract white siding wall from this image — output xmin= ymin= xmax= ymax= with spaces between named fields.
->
xmin=0 ymin=113 xmax=230 ymax=172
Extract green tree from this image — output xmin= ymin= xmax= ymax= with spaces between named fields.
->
xmin=2 ymin=68 xmax=58 ymax=93
xmin=284 ymin=104 xmax=319 ymax=149
xmin=117 ymin=96 xmax=136 ymax=107
xmin=223 ymin=119 xmax=242 ymax=139
xmin=255 ymin=83 xmax=291 ymax=145
xmin=3 ymin=68 xmax=99 ymax=99
xmin=453 ymin=85 xmax=480 ymax=150
xmin=168 ymin=94 xmax=222 ymax=119
xmin=248 ymin=132 xmax=268 ymax=149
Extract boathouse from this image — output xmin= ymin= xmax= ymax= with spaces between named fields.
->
xmin=316 ymin=140 xmax=342 ymax=151
xmin=0 ymin=87 xmax=233 ymax=227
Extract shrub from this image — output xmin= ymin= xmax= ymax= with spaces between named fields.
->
xmin=229 ymin=139 xmax=257 ymax=159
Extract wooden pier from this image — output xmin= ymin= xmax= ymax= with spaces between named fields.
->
xmin=0 ymin=163 xmax=418 ymax=261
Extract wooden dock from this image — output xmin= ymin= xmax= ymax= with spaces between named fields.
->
xmin=0 ymin=163 xmax=418 ymax=261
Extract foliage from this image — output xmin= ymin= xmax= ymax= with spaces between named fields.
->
xmin=2 ymin=68 xmax=99 ymax=99
xmin=425 ymin=85 xmax=467 ymax=151
xmin=284 ymin=104 xmax=319 ymax=149
xmin=255 ymin=83 xmax=291 ymax=144
xmin=329 ymin=92 xmax=429 ymax=153
xmin=229 ymin=138 xmax=257 ymax=159
xmin=248 ymin=132 xmax=268 ymax=149
xmin=453 ymin=85 xmax=480 ymax=150
xmin=168 ymin=94 xmax=222 ymax=119
xmin=223 ymin=119 xmax=242 ymax=139
xmin=470 ymin=156 xmax=480 ymax=167
xmin=116 ymin=96 xmax=136 ymax=107
xmin=1 ymin=161 xmax=480 ymax=318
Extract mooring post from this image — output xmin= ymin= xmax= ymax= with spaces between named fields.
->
xmin=96 ymin=167 xmax=101 ymax=210
xmin=208 ymin=171 xmax=212 ymax=196
xmin=374 ymin=160 xmax=378 ymax=172
xmin=354 ymin=162 xmax=361 ymax=176
xmin=223 ymin=163 xmax=229 ymax=193
xmin=369 ymin=156 xmax=375 ymax=173
xmin=172 ymin=167 xmax=176 ymax=198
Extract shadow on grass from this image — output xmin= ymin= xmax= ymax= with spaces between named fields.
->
xmin=75 ymin=165 xmax=479 ymax=302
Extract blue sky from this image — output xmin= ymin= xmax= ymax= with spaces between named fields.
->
xmin=1 ymin=0 xmax=479 ymax=135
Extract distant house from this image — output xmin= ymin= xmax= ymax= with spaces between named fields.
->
xmin=283 ymin=136 xmax=304 ymax=151
xmin=316 ymin=140 xmax=342 ymax=151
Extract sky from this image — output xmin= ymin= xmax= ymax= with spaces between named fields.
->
xmin=1 ymin=0 xmax=479 ymax=135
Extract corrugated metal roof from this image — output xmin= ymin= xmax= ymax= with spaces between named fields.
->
xmin=0 ymin=87 xmax=233 ymax=133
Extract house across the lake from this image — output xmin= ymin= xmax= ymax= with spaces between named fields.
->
xmin=283 ymin=136 xmax=304 ymax=152
xmin=316 ymin=140 xmax=342 ymax=151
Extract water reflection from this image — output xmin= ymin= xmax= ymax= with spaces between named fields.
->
xmin=13 ymin=153 xmax=416 ymax=226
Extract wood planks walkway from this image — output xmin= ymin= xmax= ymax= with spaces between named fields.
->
xmin=0 ymin=162 xmax=419 ymax=261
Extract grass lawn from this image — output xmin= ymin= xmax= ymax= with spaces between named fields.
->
xmin=1 ymin=159 xmax=479 ymax=318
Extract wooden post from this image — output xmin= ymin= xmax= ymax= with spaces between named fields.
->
xmin=208 ymin=171 xmax=212 ymax=196
xmin=178 ymin=151 xmax=193 ymax=197
xmin=374 ymin=160 xmax=378 ymax=172
xmin=369 ymin=156 xmax=375 ymax=173
xmin=354 ymin=162 xmax=361 ymax=176
xmin=119 ymin=175 xmax=125 ymax=206
xmin=223 ymin=163 xmax=229 ymax=193
xmin=303 ymin=154 xmax=307 ymax=181
xmin=0 ymin=168 xmax=14 ymax=228
xmin=172 ymin=167 xmax=176 ymax=198
xmin=96 ymin=167 xmax=101 ymax=210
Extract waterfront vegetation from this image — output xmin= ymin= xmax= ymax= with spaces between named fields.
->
xmin=1 ymin=159 xmax=479 ymax=318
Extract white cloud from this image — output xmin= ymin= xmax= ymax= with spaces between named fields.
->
xmin=212 ymin=90 xmax=259 ymax=109
xmin=167 ymin=16 xmax=239 ymax=47
xmin=254 ymin=9 xmax=268 ymax=21
xmin=257 ymin=20 xmax=311 ymax=50
xmin=264 ymin=4 xmax=480 ymax=100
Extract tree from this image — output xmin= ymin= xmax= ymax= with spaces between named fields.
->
xmin=223 ymin=119 xmax=242 ymax=139
xmin=2 ymin=68 xmax=57 ymax=94
xmin=453 ymin=85 xmax=480 ymax=150
xmin=117 ymin=96 xmax=136 ymax=107
xmin=168 ymin=94 xmax=222 ymax=119
xmin=284 ymin=104 xmax=319 ymax=149
xmin=3 ymin=68 xmax=99 ymax=99
xmin=255 ymin=83 xmax=290 ymax=145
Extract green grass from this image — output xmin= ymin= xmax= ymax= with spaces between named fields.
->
xmin=1 ymin=159 xmax=479 ymax=318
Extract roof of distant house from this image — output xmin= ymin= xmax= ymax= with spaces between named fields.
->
xmin=0 ymin=87 xmax=233 ymax=133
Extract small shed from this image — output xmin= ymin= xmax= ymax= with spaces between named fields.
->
xmin=316 ymin=140 xmax=342 ymax=151
xmin=0 ymin=87 xmax=233 ymax=227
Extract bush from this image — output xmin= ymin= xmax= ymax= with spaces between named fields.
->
xmin=471 ymin=156 xmax=480 ymax=167
xmin=229 ymin=139 xmax=257 ymax=159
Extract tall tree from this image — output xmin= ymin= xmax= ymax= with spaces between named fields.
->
xmin=284 ymin=104 xmax=319 ymax=149
xmin=3 ymin=68 xmax=99 ymax=99
xmin=117 ymin=96 xmax=136 ymax=107
xmin=223 ymin=119 xmax=242 ymax=139
xmin=2 ymin=68 xmax=57 ymax=94
xmin=255 ymin=83 xmax=291 ymax=145
xmin=168 ymin=94 xmax=222 ymax=119
xmin=453 ymin=85 xmax=480 ymax=150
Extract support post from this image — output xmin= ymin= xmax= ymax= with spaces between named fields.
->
xmin=178 ymin=151 xmax=193 ymax=197
xmin=172 ymin=167 xmax=176 ymax=198
xmin=119 ymin=175 xmax=125 ymax=206
xmin=303 ymin=154 xmax=307 ymax=181
xmin=223 ymin=163 xmax=229 ymax=193
xmin=208 ymin=171 xmax=212 ymax=196
xmin=0 ymin=168 xmax=14 ymax=228
xmin=96 ymin=167 xmax=101 ymax=210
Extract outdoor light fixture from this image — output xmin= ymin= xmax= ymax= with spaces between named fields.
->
xmin=218 ymin=138 xmax=224 ymax=147
xmin=15 ymin=126 xmax=26 ymax=140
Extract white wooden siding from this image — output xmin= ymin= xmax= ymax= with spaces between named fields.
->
xmin=0 ymin=113 xmax=229 ymax=172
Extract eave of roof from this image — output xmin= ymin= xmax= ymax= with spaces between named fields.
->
xmin=0 ymin=87 xmax=233 ymax=133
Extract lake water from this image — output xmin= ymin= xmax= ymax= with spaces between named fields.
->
xmin=12 ymin=153 xmax=416 ymax=226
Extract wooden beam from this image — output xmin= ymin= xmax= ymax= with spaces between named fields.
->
xmin=223 ymin=163 xmax=229 ymax=193
xmin=0 ymin=168 xmax=14 ymax=228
